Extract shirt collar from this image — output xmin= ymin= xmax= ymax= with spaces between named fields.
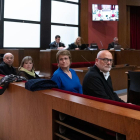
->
xmin=100 ymin=70 xmax=110 ymax=80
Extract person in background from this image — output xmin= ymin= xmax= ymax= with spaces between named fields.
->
xmin=49 ymin=35 xmax=65 ymax=50
xmin=0 ymin=53 xmax=17 ymax=75
xmin=83 ymin=50 xmax=124 ymax=102
xmin=18 ymin=56 xmax=39 ymax=80
xmin=69 ymin=37 xmax=82 ymax=50
xmin=108 ymin=37 xmax=119 ymax=50
xmin=51 ymin=50 xmax=83 ymax=94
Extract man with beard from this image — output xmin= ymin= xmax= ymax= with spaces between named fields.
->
xmin=108 ymin=37 xmax=119 ymax=50
xmin=82 ymin=50 xmax=124 ymax=102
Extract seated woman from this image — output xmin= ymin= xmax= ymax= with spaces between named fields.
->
xmin=51 ymin=50 xmax=83 ymax=94
xmin=69 ymin=36 xmax=82 ymax=50
xmin=18 ymin=56 xmax=40 ymax=80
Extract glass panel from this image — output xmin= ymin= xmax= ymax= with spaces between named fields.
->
xmin=51 ymin=25 xmax=78 ymax=47
xmin=51 ymin=1 xmax=78 ymax=25
xmin=4 ymin=0 xmax=41 ymax=21
xmin=64 ymin=0 xmax=79 ymax=2
xmin=4 ymin=21 xmax=40 ymax=48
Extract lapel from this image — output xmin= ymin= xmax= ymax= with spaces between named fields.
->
xmin=94 ymin=65 xmax=113 ymax=91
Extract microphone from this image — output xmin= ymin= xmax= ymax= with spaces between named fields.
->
xmin=100 ymin=41 xmax=104 ymax=50
xmin=124 ymin=42 xmax=130 ymax=49
xmin=81 ymin=55 xmax=93 ymax=67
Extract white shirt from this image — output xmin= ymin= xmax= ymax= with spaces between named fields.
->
xmin=100 ymin=70 xmax=110 ymax=80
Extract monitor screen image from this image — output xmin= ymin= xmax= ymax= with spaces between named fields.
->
xmin=92 ymin=4 xmax=119 ymax=21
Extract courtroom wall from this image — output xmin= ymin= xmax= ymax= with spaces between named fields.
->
xmin=88 ymin=0 xmax=118 ymax=49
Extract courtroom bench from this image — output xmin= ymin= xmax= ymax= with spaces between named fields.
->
xmin=51 ymin=88 xmax=140 ymax=139
xmin=1 ymin=81 xmax=140 ymax=139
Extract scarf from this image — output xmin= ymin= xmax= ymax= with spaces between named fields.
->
xmin=20 ymin=67 xmax=36 ymax=77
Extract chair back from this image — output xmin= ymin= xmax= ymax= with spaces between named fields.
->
xmin=128 ymin=71 xmax=140 ymax=105
xmin=129 ymin=71 xmax=140 ymax=92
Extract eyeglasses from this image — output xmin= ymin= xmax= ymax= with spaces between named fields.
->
xmin=98 ymin=58 xmax=113 ymax=64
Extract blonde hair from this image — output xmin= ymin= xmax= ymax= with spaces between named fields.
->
xmin=74 ymin=36 xmax=81 ymax=46
xmin=56 ymin=50 xmax=72 ymax=63
xmin=19 ymin=56 xmax=34 ymax=71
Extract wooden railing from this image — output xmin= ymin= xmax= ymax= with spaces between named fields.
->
xmin=0 ymin=81 xmax=140 ymax=139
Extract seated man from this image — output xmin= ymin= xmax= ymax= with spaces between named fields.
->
xmin=108 ymin=37 xmax=119 ymax=50
xmin=82 ymin=50 xmax=124 ymax=102
xmin=0 ymin=53 xmax=17 ymax=75
xmin=49 ymin=35 xmax=65 ymax=50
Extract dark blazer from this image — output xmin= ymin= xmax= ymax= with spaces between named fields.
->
xmin=108 ymin=42 xmax=119 ymax=50
xmin=69 ymin=43 xmax=81 ymax=50
xmin=18 ymin=71 xmax=40 ymax=80
xmin=49 ymin=41 xmax=65 ymax=49
xmin=0 ymin=62 xmax=17 ymax=75
xmin=82 ymin=65 xmax=124 ymax=102
xmin=108 ymin=42 xmax=115 ymax=50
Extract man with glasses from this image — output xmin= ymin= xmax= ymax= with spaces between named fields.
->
xmin=83 ymin=50 xmax=124 ymax=102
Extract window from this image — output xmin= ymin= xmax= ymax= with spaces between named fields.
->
xmin=51 ymin=0 xmax=80 ymax=48
xmin=3 ymin=0 xmax=41 ymax=48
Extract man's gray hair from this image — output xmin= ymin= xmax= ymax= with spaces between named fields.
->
xmin=113 ymin=37 xmax=118 ymax=41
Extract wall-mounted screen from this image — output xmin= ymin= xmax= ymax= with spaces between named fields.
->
xmin=92 ymin=4 xmax=119 ymax=21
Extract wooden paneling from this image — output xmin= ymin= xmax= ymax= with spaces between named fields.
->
xmin=115 ymin=50 xmax=140 ymax=66
xmin=0 ymin=49 xmax=40 ymax=70
xmin=40 ymin=50 xmax=52 ymax=77
xmin=40 ymin=50 xmax=115 ymax=76
xmin=80 ymin=0 xmax=88 ymax=43
xmin=118 ymin=0 xmax=127 ymax=48
xmin=1 ymin=82 xmax=140 ymax=139
xmin=126 ymin=6 xmax=130 ymax=48
xmin=23 ymin=49 xmax=40 ymax=70
xmin=126 ymin=0 xmax=140 ymax=6
xmin=0 ymin=49 xmax=24 ymax=67
xmin=0 ymin=82 xmax=53 ymax=140
xmin=118 ymin=0 xmax=140 ymax=48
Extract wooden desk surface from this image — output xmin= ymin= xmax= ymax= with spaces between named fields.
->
xmin=0 ymin=82 xmax=140 ymax=139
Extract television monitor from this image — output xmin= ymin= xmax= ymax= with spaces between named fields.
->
xmin=92 ymin=4 xmax=119 ymax=21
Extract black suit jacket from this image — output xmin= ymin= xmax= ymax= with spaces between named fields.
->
xmin=108 ymin=42 xmax=115 ymax=50
xmin=0 ymin=62 xmax=17 ymax=75
xmin=69 ymin=43 xmax=81 ymax=50
xmin=82 ymin=65 xmax=124 ymax=102
xmin=49 ymin=41 xmax=65 ymax=49
xmin=108 ymin=42 xmax=119 ymax=50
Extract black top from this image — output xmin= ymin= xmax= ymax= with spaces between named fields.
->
xmin=69 ymin=43 xmax=81 ymax=50
xmin=18 ymin=71 xmax=40 ymax=80
xmin=108 ymin=42 xmax=119 ymax=50
xmin=108 ymin=42 xmax=115 ymax=50
xmin=82 ymin=65 xmax=124 ymax=102
xmin=0 ymin=62 xmax=17 ymax=75
xmin=49 ymin=41 xmax=65 ymax=49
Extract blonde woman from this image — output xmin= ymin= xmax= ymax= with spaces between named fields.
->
xmin=69 ymin=37 xmax=82 ymax=50
xmin=18 ymin=56 xmax=39 ymax=80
